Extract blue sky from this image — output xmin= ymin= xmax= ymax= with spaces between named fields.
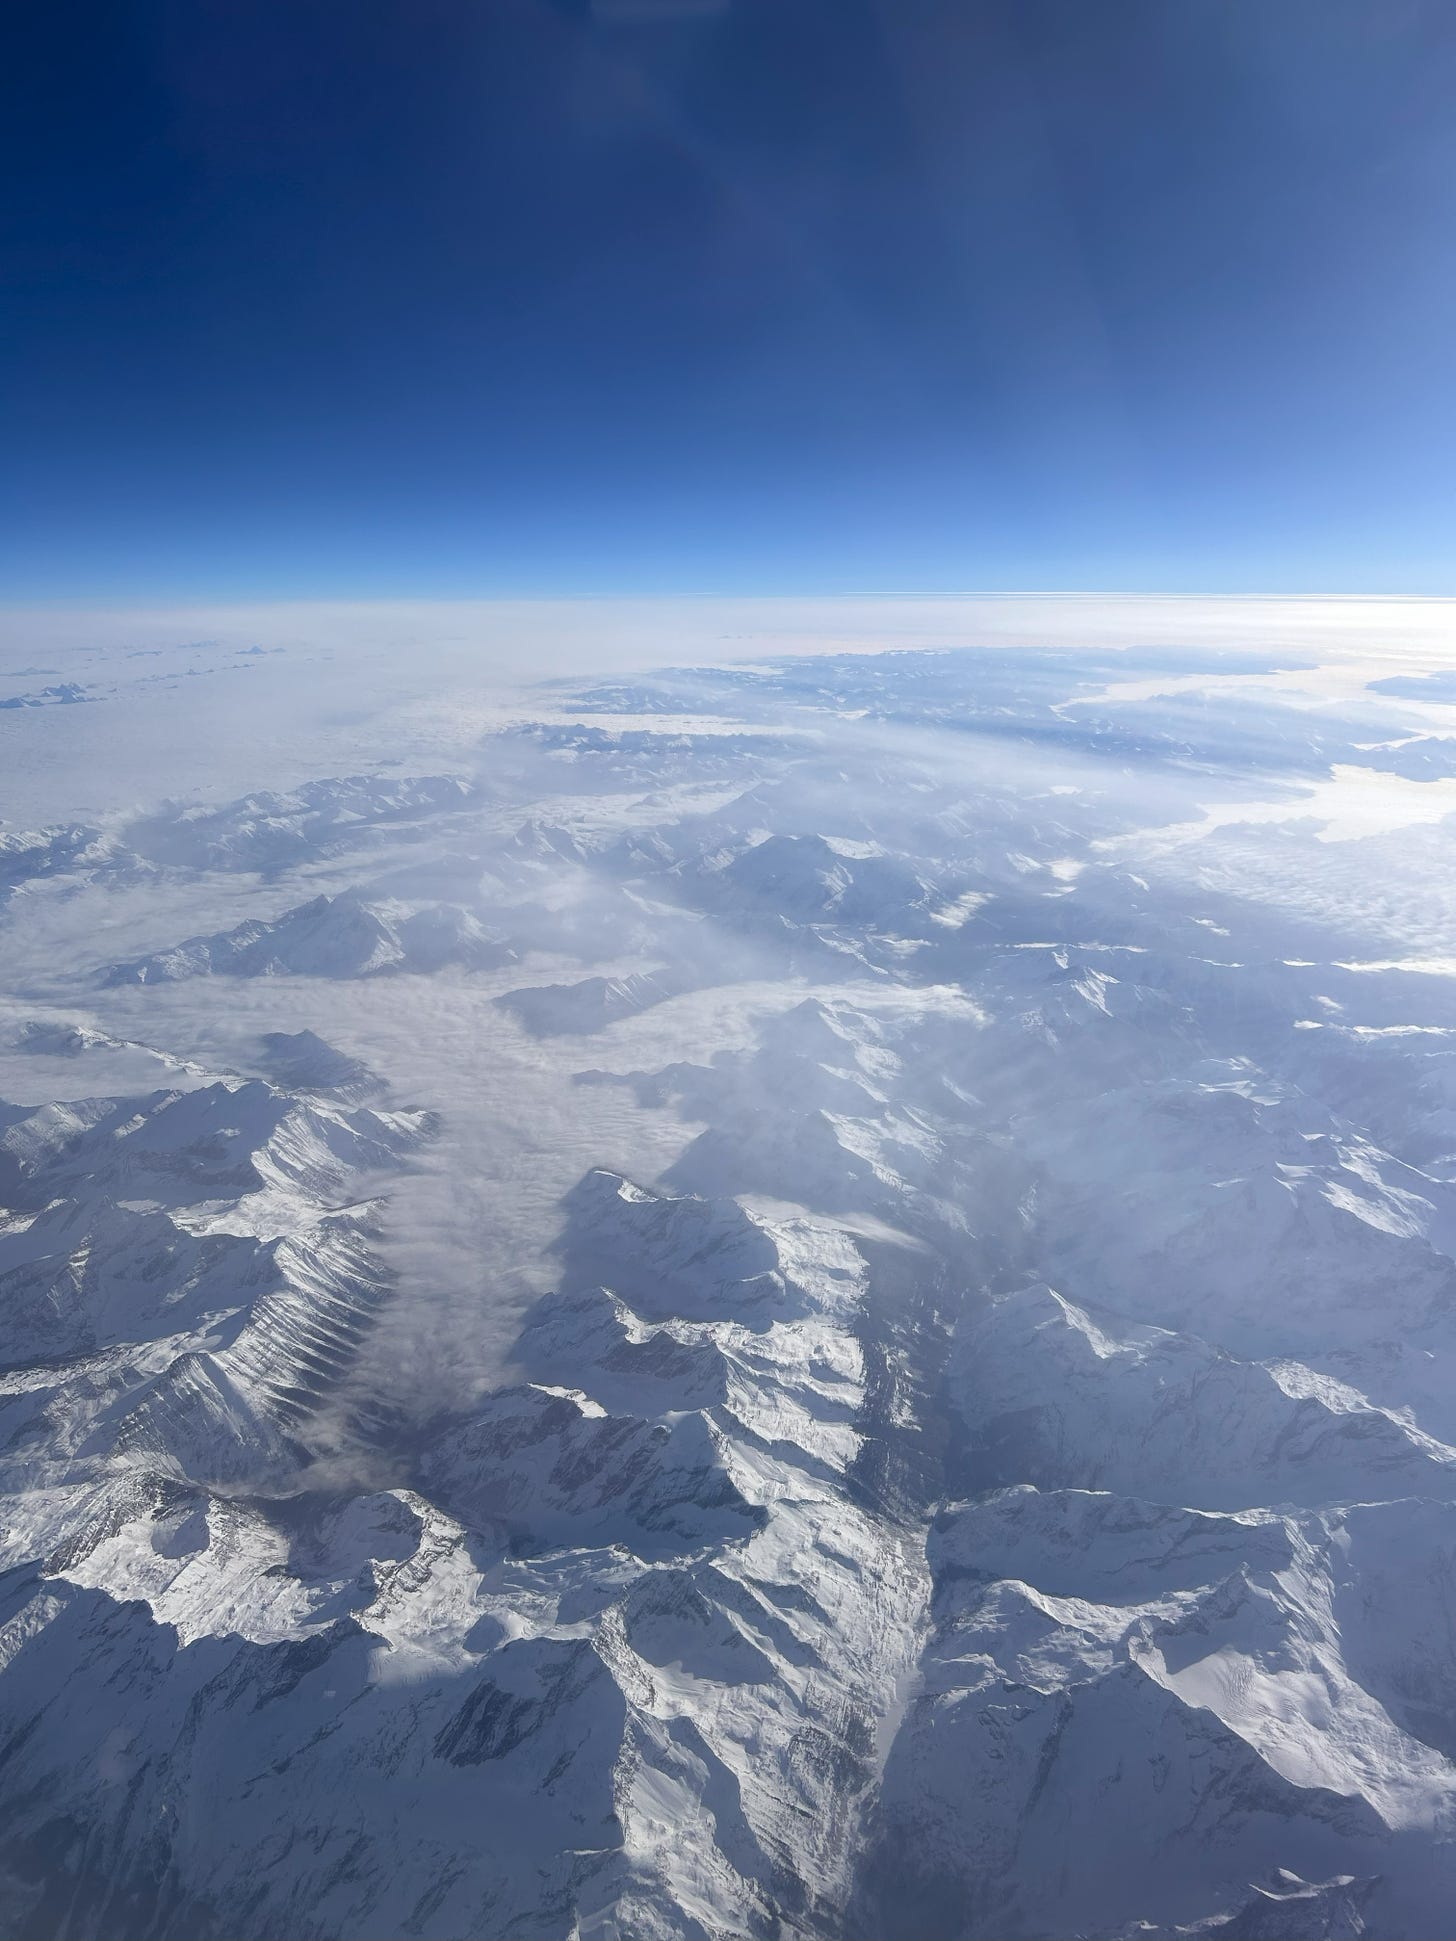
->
xmin=5 ymin=0 xmax=1455 ymax=600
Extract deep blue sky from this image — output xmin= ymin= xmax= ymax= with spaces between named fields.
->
xmin=5 ymin=0 xmax=1455 ymax=599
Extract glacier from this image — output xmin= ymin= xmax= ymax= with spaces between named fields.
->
xmin=3 ymin=633 xmax=1456 ymax=1935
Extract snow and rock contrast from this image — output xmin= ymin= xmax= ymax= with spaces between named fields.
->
xmin=5 ymin=640 xmax=1456 ymax=1936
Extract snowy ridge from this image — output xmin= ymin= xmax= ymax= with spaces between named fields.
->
xmin=104 ymin=892 xmax=513 ymax=984
xmin=0 ymin=1064 xmax=434 ymax=1516
xmin=865 ymin=1485 xmax=1456 ymax=1937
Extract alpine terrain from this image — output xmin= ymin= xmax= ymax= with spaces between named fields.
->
xmin=3 ymin=633 xmax=1456 ymax=1939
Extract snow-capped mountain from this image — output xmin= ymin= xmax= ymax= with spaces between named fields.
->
xmin=5 ymin=639 xmax=1456 ymax=1937
xmin=104 ymin=891 xmax=514 ymax=984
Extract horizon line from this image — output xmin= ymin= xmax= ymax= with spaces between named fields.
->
xmin=5 ymin=587 xmax=1456 ymax=613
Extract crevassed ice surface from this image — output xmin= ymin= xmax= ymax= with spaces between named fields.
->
xmin=4 ymin=636 xmax=1456 ymax=1937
